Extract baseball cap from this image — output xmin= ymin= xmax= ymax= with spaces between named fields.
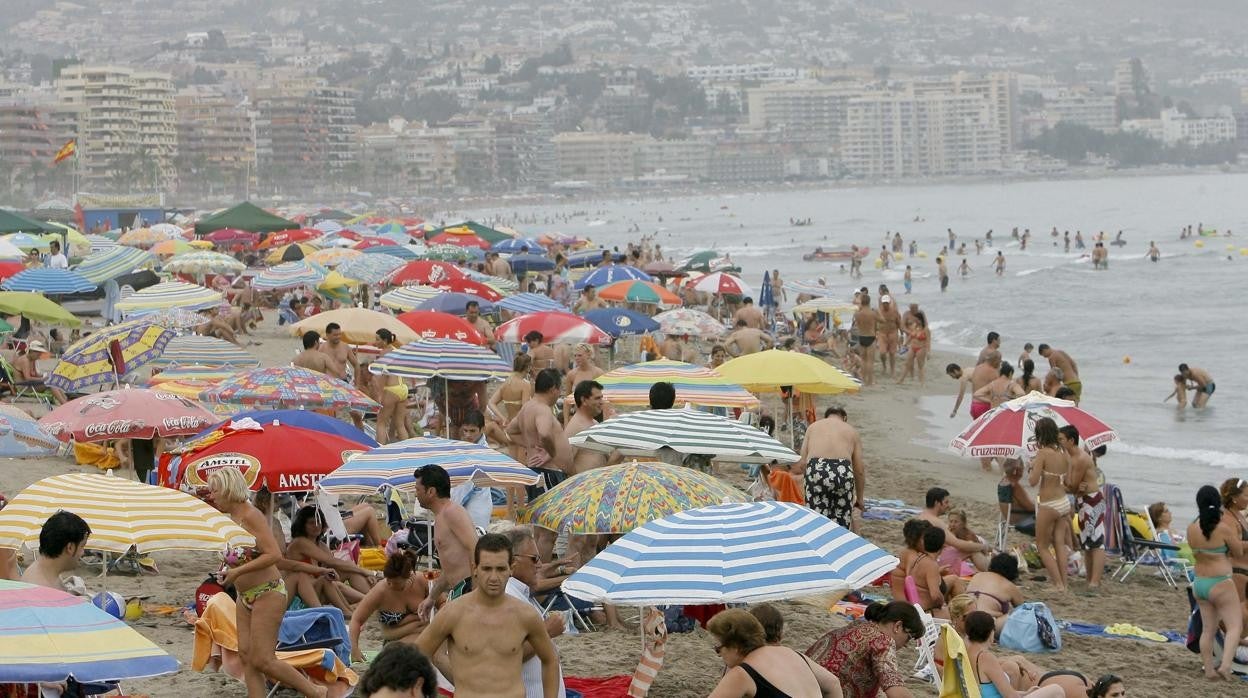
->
xmin=26 ymin=341 xmax=47 ymax=353
xmin=881 ymin=295 xmax=893 ymax=304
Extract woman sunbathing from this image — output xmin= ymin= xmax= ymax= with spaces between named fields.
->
xmin=348 ymin=550 xmax=428 ymax=663
xmin=965 ymin=553 xmax=1025 ymax=634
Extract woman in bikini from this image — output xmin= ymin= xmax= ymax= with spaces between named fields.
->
xmin=1188 ymin=484 xmax=1244 ymax=680
xmin=1016 ymin=359 xmax=1041 ymax=393
xmin=1027 ymin=417 xmax=1072 ymax=592
xmin=372 ymin=328 xmax=409 ymax=444
xmin=488 ymin=353 xmax=532 ymax=460
xmin=286 ymin=506 xmax=378 ymax=604
xmin=965 ymin=553 xmax=1025 ymax=634
xmin=207 ymin=468 xmax=328 ymax=698
xmin=890 ymin=519 xmax=949 ymax=617
xmin=965 ymin=611 xmax=1066 ymax=698
xmin=973 ymin=361 xmax=1023 ymax=409
xmin=895 ymin=311 xmax=929 ymax=385
xmin=1219 ymin=478 xmax=1248 ymax=625
xmin=348 ymin=550 xmax=428 ymax=663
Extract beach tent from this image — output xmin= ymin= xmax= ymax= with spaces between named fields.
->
xmin=0 ymin=209 xmax=58 ymax=234
xmin=193 ymin=202 xmax=299 ymax=235
xmin=424 ymin=221 xmax=512 ymax=245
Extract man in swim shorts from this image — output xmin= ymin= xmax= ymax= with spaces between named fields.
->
xmin=852 ymin=293 xmax=879 ymax=386
xmin=792 ymin=407 xmax=865 ymax=530
xmin=508 ymin=368 xmax=572 ymax=560
xmin=415 ymin=465 xmax=480 ymax=620
xmin=1038 ymin=344 xmax=1081 ymax=401
xmin=1178 ymin=363 xmax=1215 ymax=408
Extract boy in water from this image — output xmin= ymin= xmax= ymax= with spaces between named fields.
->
xmin=903 ymin=265 xmax=912 ymax=294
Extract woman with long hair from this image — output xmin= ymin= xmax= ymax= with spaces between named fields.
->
xmin=807 ymin=600 xmax=922 ymax=698
xmin=286 ymin=506 xmax=377 ymax=601
xmin=1027 ymin=417 xmax=1071 ymax=592
xmin=1016 ymin=359 xmax=1041 ymax=393
xmin=488 ymin=353 xmax=532 ymax=459
xmin=373 ymin=328 xmax=409 ymax=444
xmin=1188 ymin=484 xmax=1244 ymax=679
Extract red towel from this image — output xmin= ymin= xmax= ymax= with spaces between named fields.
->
xmin=768 ymin=469 xmax=805 ymax=504
xmin=564 ymin=675 xmax=633 ymax=698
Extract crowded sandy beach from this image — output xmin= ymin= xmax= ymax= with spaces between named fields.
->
xmin=0 ymin=202 xmax=1241 ymax=698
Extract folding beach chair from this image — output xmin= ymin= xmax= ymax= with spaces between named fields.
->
xmin=1113 ymin=501 xmax=1186 ymax=588
xmin=0 ymin=355 xmax=53 ymax=408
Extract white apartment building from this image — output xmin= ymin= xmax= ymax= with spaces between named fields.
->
xmin=745 ymin=82 xmax=865 ymax=149
xmin=686 ymin=64 xmax=802 ymax=83
xmin=912 ymin=72 xmax=1018 ymax=150
xmin=552 ymin=132 xmax=645 ymax=184
xmin=1121 ymin=108 xmax=1236 ymax=147
xmin=1039 ymin=89 xmax=1118 ymax=132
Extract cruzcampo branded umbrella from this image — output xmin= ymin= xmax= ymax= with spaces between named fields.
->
xmin=652 ymin=308 xmax=724 ymax=338
xmin=950 ymin=391 xmax=1119 ymax=460
xmin=74 ymin=246 xmax=156 ymax=284
xmin=252 ymin=260 xmax=328 ymax=290
xmin=573 ymin=264 xmax=652 ymax=290
xmin=520 ymin=461 xmax=748 ymax=535
xmin=494 ymin=311 xmax=612 ymax=346
xmin=598 ymin=359 xmax=759 ymax=408
xmin=39 ymin=389 xmax=217 ymax=443
xmin=115 ymin=281 xmax=223 ymax=316
xmin=162 ymin=250 xmax=246 ymax=276
xmin=596 ymin=279 xmax=681 ymax=306
xmin=0 ymin=579 xmax=180 ymax=683
xmin=200 ymin=366 xmax=379 ymax=412
xmin=562 ymin=502 xmax=900 ymax=605
xmin=0 ymin=268 xmax=96 ymax=294
xmin=691 ymin=271 xmax=752 ymax=296
xmin=320 ymin=436 xmax=540 ymax=494
xmin=567 ymin=406 xmax=798 ymax=464
xmin=149 ymin=335 xmax=260 ymax=368
xmin=582 ymin=308 xmax=660 ymax=338
xmin=379 ymin=285 xmax=443 ymax=312
xmin=369 ymin=338 xmax=507 ymax=381
xmin=0 ymin=472 xmax=252 ymax=554
xmin=45 ymin=318 xmax=176 ymax=392
xmin=0 ymin=291 xmax=81 ymax=326
xmin=717 ymin=349 xmax=861 ymax=395
xmin=0 ymin=412 xmax=59 ymax=457
xmin=289 ymin=307 xmax=418 ymax=346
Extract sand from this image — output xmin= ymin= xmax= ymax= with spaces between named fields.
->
xmin=0 ymin=315 xmax=1239 ymax=697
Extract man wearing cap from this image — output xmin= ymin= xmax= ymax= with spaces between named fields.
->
xmin=876 ymin=294 xmax=902 ymax=379
xmin=13 ymin=341 xmax=67 ymax=404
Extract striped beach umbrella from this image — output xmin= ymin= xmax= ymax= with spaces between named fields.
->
xmin=494 ymin=311 xmax=612 ymax=346
xmin=561 ymin=502 xmax=900 ymax=604
xmin=117 ymin=228 xmax=173 ymax=249
xmin=784 ymin=279 xmax=838 ymax=297
xmin=379 ymin=285 xmax=443 ymax=312
xmin=252 ymin=261 xmax=328 ymax=290
xmin=0 ymin=580 xmax=180 ymax=683
xmin=520 ymin=461 xmax=748 ymax=535
xmin=75 ymin=246 xmax=156 ymax=283
xmin=574 ymin=264 xmax=652 ymax=290
xmin=319 ymin=436 xmax=540 ymax=494
xmin=145 ymin=366 xmax=238 ymax=384
xmin=162 ymin=250 xmax=245 ymax=276
xmin=598 ymin=359 xmax=759 ymax=408
xmin=496 ymin=292 xmax=567 ymax=315
xmin=46 ymin=318 xmax=176 ymax=392
xmin=691 ymin=271 xmax=752 ymax=296
xmin=0 ymin=473 xmax=252 ymax=554
xmin=150 ymin=335 xmax=260 ymax=368
xmin=85 ymin=234 xmax=119 ymax=253
xmin=464 ymin=269 xmax=519 ymax=295
xmin=307 ymin=247 xmax=362 ymax=267
xmin=0 ymin=412 xmax=59 ymax=457
xmin=338 ymin=253 xmax=406 ymax=284
xmin=0 ymin=268 xmax=96 ymax=294
xmin=116 ymin=281 xmax=222 ymax=316
xmin=201 ymin=366 xmax=379 ymax=412
xmin=369 ymin=338 xmax=507 ymax=381
xmin=597 ymin=279 xmax=681 ymax=305
xmin=568 ymin=406 xmax=798 ymax=464
xmin=362 ymin=244 xmax=417 ymax=260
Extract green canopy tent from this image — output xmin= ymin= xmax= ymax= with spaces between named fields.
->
xmin=0 ymin=210 xmax=60 ymax=234
xmin=426 ymin=221 xmax=512 ymax=245
xmin=193 ymin=202 xmax=300 ymax=235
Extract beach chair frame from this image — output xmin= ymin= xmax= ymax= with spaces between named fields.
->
xmin=1113 ymin=504 xmax=1185 ymax=588
xmin=911 ymin=603 xmax=945 ymax=684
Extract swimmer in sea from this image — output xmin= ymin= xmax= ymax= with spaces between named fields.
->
xmin=1146 ymin=241 xmax=1160 ymax=262
xmin=993 ymin=251 xmax=1005 ymax=277
xmin=1178 ymin=363 xmax=1215 ymax=408
xmin=958 ymin=259 xmax=971 ymax=279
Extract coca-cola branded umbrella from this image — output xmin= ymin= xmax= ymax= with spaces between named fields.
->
xmin=427 ymin=277 xmax=504 ymax=302
xmin=949 ymin=391 xmax=1118 ymax=460
xmin=38 ymin=389 xmax=217 ymax=443
xmin=386 ymin=260 xmax=466 ymax=286
xmin=396 ymin=311 xmax=487 ymax=345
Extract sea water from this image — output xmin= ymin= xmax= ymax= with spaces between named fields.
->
xmin=474 ymin=172 xmax=1246 ymax=516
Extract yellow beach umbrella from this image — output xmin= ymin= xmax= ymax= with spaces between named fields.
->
xmin=717 ymin=349 xmax=861 ymax=394
xmin=289 ymin=307 xmax=418 ymax=345
xmin=0 ymin=291 xmax=81 ymax=326
xmin=188 ymin=239 xmax=214 ymax=249
xmin=151 ymin=239 xmax=193 ymax=256
xmin=264 ymin=243 xmax=317 ymax=265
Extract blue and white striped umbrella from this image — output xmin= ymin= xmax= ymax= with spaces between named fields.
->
xmin=568 ymin=406 xmax=798 ymax=464
xmin=1 ymin=268 xmax=96 ymax=294
xmin=252 ymin=261 xmax=327 ymax=290
xmin=318 ymin=436 xmax=540 ymax=494
xmin=493 ymin=237 xmax=546 ymax=254
xmin=784 ymin=279 xmax=839 ymax=297
xmin=562 ymin=501 xmax=900 ymax=605
xmin=339 ymin=253 xmax=406 ymax=284
xmin=369 ymin=338 xmax=509 ymax=381
xmin=75 ymin=246 xmax=156 ymax=283
xmin=573 ymin=264 xmax=651 ymax=290
xmin=361 ymin=244 xmax=416 ymax=260
xmin=150 ymin=335 xmax=260 ymax=368
xmin=85 ymin=235 xmax=119 ymax=253
xmin=496 ymin=292 xmax=566 ymax=315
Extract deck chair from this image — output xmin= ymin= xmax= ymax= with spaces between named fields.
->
xmin=938 ymin=623 xmax=983 ymax=698
xmin=1113 ymin=500 xmax=1186 ymax=587
xmin=0 ymin=354 xmax=54 ymax=408
xmin=911 ymin=603 xmax=946 ymax=685
xmin=540 ymin=588 xmax=597 ymax=632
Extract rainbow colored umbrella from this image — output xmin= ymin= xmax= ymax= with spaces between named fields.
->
xmin=163 ymin=250 xmax=245 ymax=276
xmin=115 ymin=281 xmax=222 ymax=316
xmin=598 ymin=359 xmax=760 ymax=408
xmin=370 ymin=338 xmax=508 ymax=381
xmin=0 ymin=579 xmax=179 ymax=682
xmin=320 ymin=436 xmax=540 ymax=494
xmin=46 ymin=318 xmax=176 ymax=392
xmin=653 ymin=308 xmax=725 ymax=338
xmin=338 ymin=253 xmax=406 ymax=284
xmin=201 ymin=366 xmax=379 ymax=412
xmin=520 ymin=461 xmax=748 ymax=534
xmin=252 ymin=261 xmax=328 ymax=290
xmin=379 ymin=285 xmax=443 ymax=312
xmin=306 ymin=247 xmax=362 ymax=267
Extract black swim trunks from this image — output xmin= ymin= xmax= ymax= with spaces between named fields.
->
xmin=803 ymin=458 xmax=855 ymax=528
xmin=858 ymin=336 xmax=876 ymax=348
xmin=526 ymin=467 xmax=569 ymax=502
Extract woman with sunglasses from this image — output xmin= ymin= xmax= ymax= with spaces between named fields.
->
xmin=287 ymin=505 xmax=378 ymax=605
xmin=348 ymin=550 xmax=429 ymax=663
xmin=806 ymin=601 xmax=921 ymax=698
xmin=706 ymin=609 xmax=842 ymax=698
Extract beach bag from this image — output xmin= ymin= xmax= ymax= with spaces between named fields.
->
xmin=195 ymin=576 xmax=226 ymax=617
xmin=999 ymin=602 xmax=1061 ymax=653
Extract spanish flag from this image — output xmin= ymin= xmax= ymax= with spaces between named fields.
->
xmin=53 ymin=139 xmax=76 ymax=164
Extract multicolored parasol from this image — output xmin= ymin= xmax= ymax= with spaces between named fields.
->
xmin=573 ymin=264 xmax=652 ymax=290
xmin=149 ymin=335 xmax=260 ymax=368
xmin=117 ymin=227 xmax=174 ymax=249
xmin=306 ymin=247 xmax=362 ymax=267
xmin=691 ymin=271 xmax=752 ymax=296
xmin=652 ymin=308 xmax=725 ymax=337
xmin=597 ymin=359 xmax=759 ymax=408
xmin=369 ymin=338 xmax=507 ymax=381
xmin=200 ymin=367 xmax=379 ymax=412
xmin=379 ymin=285 xmax=444 ymax=312
xmin=252 ymin=260 xmax=328 ymax=290
xmin=74 ymin=246 xmax=156 ymax=283
xmin=45 ymin=318 xmax=176 ymax=392
xmin=115 ymin=281 xmax=223 ymax=316
xmin=596 ymin=280 xmax=681 ymax=305
xmin=319 ymin=436 xmax=540 ymax=494
xmin=496 ymin=292 xmax=567 ymax=315
xmin=338 ymin=253 xmax=406 ymax=284
xmin=162 ymin=250 xmax=246 ymax=276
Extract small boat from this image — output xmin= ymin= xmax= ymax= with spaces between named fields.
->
xmin=802 ymin=246 xmax=867 ymax=262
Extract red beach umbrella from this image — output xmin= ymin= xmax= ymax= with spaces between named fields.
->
xmin=428 ymin=277 xmax=504 ymax=302
xmin=387 ymin=260 xmax=467 ymax=286
xmin=949 ymin=391 xmax=1118 ymax=460
xmin=396 ymin=311 xmax=486 ymax=345
xmin=258 ymin=228 xmax=321 ymax=249
xmin=353 ymin=237 xmax=398 ymax=250
xmin=494 ymin=311 xmax=612 ymax=346
xmin=38 ymin=389 xmax=216 ymax=443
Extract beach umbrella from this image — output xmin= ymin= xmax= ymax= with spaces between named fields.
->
xmin=565 ymin=248 xmax=623 ymax=268
xmin=150 ymin=238 xmax=193 ymax=256
xmin=0 ymin=240 xmax=23 ymax=261
xmin=465 ymin=269 xmax=519 ymax=295
xmin=117 ymin=228 xmax=172 ymax=249
xmin=678 ymin=249 xmax=738 ymax=273
xmin=145 ymin=366 xmax=238 ymax=385
xmin=188 ymin=240 xmax=214 ymax=249
xmin=0 ymin=268 xmax=96 ymax=294
xmin=45 ymin=318 xmax=176 ymax=392
xmin=642 ymin=260 xmax=684 ymax=278
xmin=162 ymin=250 xmax=246 ymax=276
xmin=258 ymin=228 xmax=321 ymax=249
xmin=0 ymin=411 xmax=59 ymax=457
xmin=596 ymin=279 xmax=681 ymax=306
xmin=574 ymin=264 xmax=651 ymax=290
xmin=353 ymin=236 xmax=399 ymax=250
xmin=3 ymin=232 xmax=50 ymax=252
xmin=568 ymin=406 xmax=798 ymax=464
xmin=203 ymin=228 xmax=259 ymax=246
xmin=386 ymin=260 xmax=466 ymax=286
xmin=134 ymin=306 xmax=207 ymax=329
xmin=792 ymin=297 xmax=857 ymax=314
xmin=209 ymin=409 xmax=377 ymax=447
xmin=496 ymin=292 xmax=567 ymax=315
xmin=39 ymin=389 xmax=216 ymax=443
xmin=313 ymin=220 xmax=344 ymax=233
xmin=784 ymin=279 xmax=838 ymax=297
xmin=506 ymin=253 xmax=555 ymax=274
xmin=0 ymin=473 xmax=252 ymax=554
xmin=561 ymin=502 xmax=900 ymax=605
xmin=320 ymin=436 xmax=540 ymax=494
xmin=338 ymin=253 xmax=406 ymax=284
xmin=428 ymin=228 xmax=491 ymax=249
xmin=116 ymin=281 xmax=222 ymax=316
xmin=419 ymin=243 xmax=480 ymax=262
xmin=652 ymin=308 xmax=724 ymax=338
xmin=413 ymin=292 xmax=494 ymax=316
xmin=379 ymin=285 xmax=444 ymax=312
xmin=263 ymin=242 xmax=317 ymax=264
xmin=289 ymin=307 xmax=418 ymax=346
xmin=598 ymin=359 xmax=760 ymax=409
xmin=150 ymin=335 xmax=260 ymax=368
xmin=582 ymin=308 xmax=660 ymax=338
xmin=0 ymin=291 xmax=81 ymax=326
xmin=759 ymin=270 xmax=776 ymax=309
xmin=394 ymin=312 xmax=487 ymax=345
xmin=85 ymin=234 xmax=119 ymax=253
xmin=520 ymin=461 xmax=748 ymax=535
xmin=148 ymin=223 xmax=185 ymax=238
xmin=495 ymin=311 xmax=612 ymax=346
xmin=427 ymin=277 xmax=503 ymax=302
xmin=200 ymin=366 xmax=379 ymax=412
xmin=717 ymin=350 xmax=861 ymax=394
xmin=74 ymin=246 xmax=156 ymax=283
xmin=167 ymin=421 xmax=372 ymax=493
xmin=0 ymin=579 xmax=179 ymax=683
xmin=691 ymin=271 xmax=752 ymax=296
xmin=306 ymin=247 xmax=362 ymax=267
xmin=493 ymin=237 xmax=546 ymax=254
xmin=252 ymin=260 xmax=328 ymax=290
xmin=949 ymin=391 xmax=1119 ymax=460
xmin=0 ymin=261 xmax=24 ymax=281
xmin=362 ymin=244 xmax=417 ymax=260
xmin=370 ymin=338 xmax=505 ymax=380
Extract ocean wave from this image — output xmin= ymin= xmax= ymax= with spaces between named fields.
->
xmin=1112 ymin=442 xmax=1246 ymax=470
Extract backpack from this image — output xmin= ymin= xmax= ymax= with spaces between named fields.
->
xmin=999 ymin=601 xmax=1061 ymax=653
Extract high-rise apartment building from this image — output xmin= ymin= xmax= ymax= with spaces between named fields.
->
xmin=745 ymin=82 xmax=864 ymax=151
xmin=174 ymin=90 xmax=256 ymax=196
xmin=253 ymin=80 xmax=357 ymax=194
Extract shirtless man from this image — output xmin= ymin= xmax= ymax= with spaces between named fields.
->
xmin=571 ymin=285 xmax=606 ymax=314
xmin=21 ymin=511 xmax=90 ymax=590
xmin=1037 ymin=344 xmax=1081 ymax=401
xmin=417 ymin=534 xmax=560 ymax=698
xmin=293 ymin=331 xmax=337 ymax=375
xmin=465 ymin=301 xmax=495 ymax=349
xmin=660 ymin=334 xmax=682 ymax=360
xmin=565 ymin=380 xmax=608 ymax=475
xmin=945 ymin=363 xmax=977 ymax=418
xmin=1178 ymin=363 xmax=1214 ymax=407
xmin=489 ymin=252 xmax=513 ymax=281
xmin=1061 ymin=425 xmax=1104 ymax=589
xmin=195 ymin=308 xmax=241 ymax=346
xmin=733 ymin=297 xmax=765 ymax=330
xmin=414 ymin=465 xmax=479 ymax=621
xmin=770 ymin=270 xmax=785 ymax=304
xmin=12 ymin=341 xmax=68 ymax=404
xmin=876 ymin=295 xmax=902 ymax=379
xmin=508 ymin=369 xmax=572 ymax=561
xmin=524 ymin=332 xmax=556 ymax=375
xmin=322 ymin=322 xmax=358 ymax=382
xmin=919 ymin=487 xmax=990 ymax=572
xmin=977 ymin=332 xmax=1001 ymax=365
xmin=791 ymin=407 xmax=865 ymax=531
xmin=852 ymin=293 xmax=879 ymax=386
xmin=562 ymin=344 xmax=603 ymax=424
xmin=724 ymin=319 xmax=772 ymax=356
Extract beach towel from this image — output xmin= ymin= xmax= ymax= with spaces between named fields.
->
xmin=627 ymin=607 xmax=667 ymax=697
xmin=278 ymin=606 xmax=351 ymax=660
xmin=767 ymin=469 xmax=804 ymax=504
xmin=564 ymin=676 xmax=630 ymax=698
xmin=938 ymin=624 xmax=981 ymax=698
xmin=73 ymin=442 xmax=119 ymax=470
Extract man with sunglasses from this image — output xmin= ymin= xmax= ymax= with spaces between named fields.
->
xmin=501 ymin=525 xmax=567 ymax=698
